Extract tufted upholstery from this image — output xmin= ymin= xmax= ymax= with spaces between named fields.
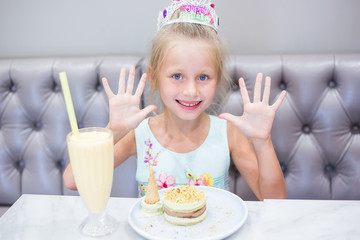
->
xmin=0 ymin=56 xmax=140 ymax=205
xmin=0 ymin=55 xmax=359 ymax=207
xmin=223 ymin=55 xmax=360 ymax=200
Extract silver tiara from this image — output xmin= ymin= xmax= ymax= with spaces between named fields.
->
xmin=157 ymin=0 xmax=219 ymax=32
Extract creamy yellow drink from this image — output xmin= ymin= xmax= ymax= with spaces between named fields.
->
xmin=67 ymin=128 xmax=114 ymax=214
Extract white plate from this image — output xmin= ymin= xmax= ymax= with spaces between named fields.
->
xmin=128 ymin=186 xmax=248 ymax=240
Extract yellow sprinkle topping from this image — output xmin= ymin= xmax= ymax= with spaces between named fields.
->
xmin=164 ymin=185 xmax=205 ymax=204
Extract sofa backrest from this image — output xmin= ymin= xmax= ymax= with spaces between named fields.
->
xmin=0 ymin=56 xmax=140 ymax=204
xmin=0 ymin=54 xmax=359 ymax=205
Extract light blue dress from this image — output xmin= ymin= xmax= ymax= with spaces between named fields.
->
xmin=134 ymin=115 xmax=230 ymax=197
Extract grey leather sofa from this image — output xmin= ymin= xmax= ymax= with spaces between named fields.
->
xmin=1 ymin=55 xmax=359 ymax=212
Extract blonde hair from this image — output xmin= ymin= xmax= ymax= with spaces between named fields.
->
xmin=148 ymin=22 xmax=230 ymax=115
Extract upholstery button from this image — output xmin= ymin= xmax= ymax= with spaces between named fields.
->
xmin=328 ymin=80 xmax=337 ymax=88
xmin=280 ymin=162 xmax=287 ymax=173
xmin=16 ymin=160 xmax=25 ymax=171
xmin=10 ymin=84 xmax=17 ymax=92
xmin=325 ymin=164 xmax=334 ymax=173
xmin=231 ymin=81 xmax=239 ymax=91
xmin=302 ymin=124 xmax=311 ymax=134
xmin=96 ymin=83 xmax=102 ymax=91
xmin=53 ymin=84 xmax=61 ymax=92
xmin=57 ymin=160 xmax=66 ymax=168
xmin=78 ymin=122 xmax=84 ymax=129
xmin=34 ymin=121 xmax=42 ymax=130
xmin=351 ymin=124 xmax=359 ymax=134
xmin=279 ymin=81 xmax=287 ymax=90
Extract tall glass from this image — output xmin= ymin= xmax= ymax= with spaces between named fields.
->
xmin=67 ymin=127 xmax=118 ymax=237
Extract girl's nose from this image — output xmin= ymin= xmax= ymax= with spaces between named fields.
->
xmin=183 ymin=79 xmax=199 ymax=96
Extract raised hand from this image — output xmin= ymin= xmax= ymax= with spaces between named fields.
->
xmin=102 ymin=66 xmax=157 ymax=142
xmin=219 ymin=73 xmax=286 ymax=141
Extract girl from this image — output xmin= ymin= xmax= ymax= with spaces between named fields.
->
xmin=63 ymin=0 xmax=287 ymax=200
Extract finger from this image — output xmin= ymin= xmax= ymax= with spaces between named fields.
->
xmin=126 ymin=65 xmax=135 ymax=94
xmin=135 ymin=73 xmax=147 ymax=98
xmin=239 ymin=78 xmax=250 ymax=104
xmin=262 ymin=76 xmax=271 ymax=105
xmin=271 ymin=90 xmax=287 ymax=111
xmin=118 ymin=68 xmax=127 ymax=94
xmin=218 ymin=113 xmax=239 ymax=125
xmin=254 ymin=73 xmax=263 ymax=102
xmin=139 ymin=105 xmax=158 ymax=119
xmin=102 ymin=77 xmax=114 ymax=98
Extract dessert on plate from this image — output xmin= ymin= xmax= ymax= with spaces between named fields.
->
xmin=163 ymin=185 xmax=207 ymax=225
xmin=141 ymin=168 xmax=164 ymax=217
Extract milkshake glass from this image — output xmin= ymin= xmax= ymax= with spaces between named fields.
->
xmin=67 ymin=127 xmax=118 ymax=237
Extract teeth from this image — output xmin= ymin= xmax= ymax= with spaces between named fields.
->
xmin=179 ymin=101 xmax=200 ymax=107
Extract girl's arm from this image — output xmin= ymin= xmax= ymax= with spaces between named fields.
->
xmin=63 ymin=66 xmax=157 ymax=190
xmin=227 ymin=122 xmax=286 ymax=200
xmin=220 ymin=73 xmax=287 ymax=200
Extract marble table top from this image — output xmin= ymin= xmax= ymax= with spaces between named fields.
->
xmin=0 ymin=194 xmax=359 ymax=240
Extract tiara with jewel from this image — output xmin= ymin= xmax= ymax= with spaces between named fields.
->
xmin=157 ymin=0 xmax=219 ymax=32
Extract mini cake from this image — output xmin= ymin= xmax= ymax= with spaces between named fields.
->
xmin=141 ymin=168 xmax=164 ymax=217
xmin=163 ymin=185 xmax=207 ymax=226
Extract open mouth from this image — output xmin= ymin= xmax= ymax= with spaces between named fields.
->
xmin=176 ymin=100 xmax=202 ymax=108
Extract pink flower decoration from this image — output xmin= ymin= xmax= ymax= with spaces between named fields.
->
xmin=156 ymin=172 xmax=176 ymax=189
xmin=188 ymin=178 xmax=205 ymax=186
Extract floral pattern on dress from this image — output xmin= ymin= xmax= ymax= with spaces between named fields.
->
xmin=186 ymin=170 xmax=214 ymax=187
xmin=139 ymin=183 xmax=147 ymax=197
xmin=156 ymin=172 xmax=176 ymax=189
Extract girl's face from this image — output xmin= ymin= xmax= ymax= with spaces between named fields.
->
xmin=156 ymin=39 xmax=218 ymax=121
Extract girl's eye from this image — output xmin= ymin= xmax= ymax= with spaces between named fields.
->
xmin=172 ymin=74 xmax=182 ymax=80
xmin=199 ymin=75 xmax=208 ymax=81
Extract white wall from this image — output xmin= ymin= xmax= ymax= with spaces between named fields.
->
xmin=0 ymin=0 xmax=359 ymax=58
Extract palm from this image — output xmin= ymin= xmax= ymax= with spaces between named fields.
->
xmin=220 ymin=73 xmax=286 ymax=140
xmin=102 ymin=66 xmax=157 ymax=140
xmin=236 ymin=100 xmax=277 ymax=140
